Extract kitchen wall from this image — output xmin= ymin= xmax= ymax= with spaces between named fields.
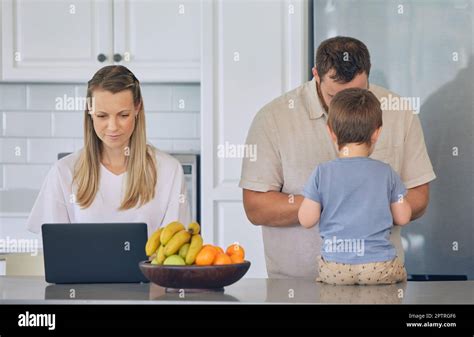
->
xmin=0 ymin=81 xmax=200 ymax=259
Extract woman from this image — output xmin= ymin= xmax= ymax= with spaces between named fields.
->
xmin=27 ymin=65 xmax=191 ymax=236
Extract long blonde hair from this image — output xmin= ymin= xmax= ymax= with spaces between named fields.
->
xmin=73 ymin=65 xmax=157 ymax=210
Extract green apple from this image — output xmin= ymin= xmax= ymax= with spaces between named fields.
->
xmin=163 ymin=255 xmax=186 ymax=266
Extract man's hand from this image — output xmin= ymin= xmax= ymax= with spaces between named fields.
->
xmin=242 ymin=189 xmax=304 ymax=227
xmin=405 ymin=183 xmax=430 ymax=220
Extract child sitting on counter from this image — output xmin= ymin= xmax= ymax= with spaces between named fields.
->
xmin=298 ymin=88 xmax=411 ymax=285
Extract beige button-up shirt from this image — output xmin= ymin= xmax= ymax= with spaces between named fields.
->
xmin=239 ymin=78 xmax=436 ymax=279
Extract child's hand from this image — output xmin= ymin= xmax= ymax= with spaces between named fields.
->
xmin=298 ymin=198 xmax=321 ymax=228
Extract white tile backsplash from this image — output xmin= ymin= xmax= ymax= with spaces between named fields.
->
xmin=141 ymin=85 xmax=173 ymax=111
xmin=173 ymin=139 xmax=201 ymax=153
xmin=0 ymin=82 xmax=200 ymax=210
xmin=53 ymin=112 xmax=83 ymax=137
xmin=74 ymin=85 xmax=88 ymax=99
xmin=0 ymin=84 xmax=27 ymax=110
xmin=27 ymin=138 xmax=76 ymax=164
xmin=4 ymin=112 xmax=52 ymax=137
xmin=27 ymin=84 xmax=76 ymax=111
xmin=0 ymin=138 xmax=27 ymax=163
xmin=4 ymin=165 xmax=51 ymax=190
xmin=172 ymin=85 xmax=200 ymax=111
xmin=146 ymin=112 xmax=199 ymax=138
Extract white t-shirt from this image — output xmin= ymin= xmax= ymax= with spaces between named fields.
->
xmin=26 ymin=148 xmax=191 ymax=237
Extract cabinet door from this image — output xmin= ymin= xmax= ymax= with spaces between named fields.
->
xmin=1 ymin=0 xmax=113 ymax=82
xmin=201 ymin=0 xmax=308 ymax=278
xmin=113 ymin=0 xmax=200 ymax=82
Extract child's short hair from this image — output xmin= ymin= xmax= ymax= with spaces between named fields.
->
xmin=328 ymin=88 xmax=382 ymax=150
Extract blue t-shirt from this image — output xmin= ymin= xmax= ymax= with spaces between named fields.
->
xmin=302 ymin=157 xmax=407 ymax=264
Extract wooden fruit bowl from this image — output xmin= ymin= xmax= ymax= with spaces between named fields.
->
xmin=139 ymin=260 xmax=251 ymax=290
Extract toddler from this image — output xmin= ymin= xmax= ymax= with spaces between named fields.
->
xmin=298 ymin=88 xmax=411 ymax=285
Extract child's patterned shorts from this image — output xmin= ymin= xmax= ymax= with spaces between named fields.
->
xmin=316 ymin=255 xmax=407 ymax=285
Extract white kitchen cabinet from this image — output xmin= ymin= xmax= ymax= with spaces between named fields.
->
xmin=1 ymin=0 xmax=113 ymax=82
xmin=201 ymin=0 xmax=308 ymax=278
xmin=113 ymin=0 xmax=200 ymax=82
xmin=1 ymin=0 xmax=200 ymax=82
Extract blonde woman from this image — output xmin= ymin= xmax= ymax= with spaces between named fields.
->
xmin=27 ymin=66 xmax=191 ymax=236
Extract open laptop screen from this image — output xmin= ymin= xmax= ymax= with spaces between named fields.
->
xmin=42 ymin=223 xmax=148 ymax=284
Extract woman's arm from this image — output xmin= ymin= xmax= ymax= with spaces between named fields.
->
xmin=27 ymin=164 xmax=70 ymax=234
xmin=298 ymin=198 xmax=321 ymax=228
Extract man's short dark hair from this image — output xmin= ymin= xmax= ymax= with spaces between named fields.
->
xmin=315 ymin=36 xmax=371 ymax=83
xmin=328 ymin=88 xmax=382 ymax=150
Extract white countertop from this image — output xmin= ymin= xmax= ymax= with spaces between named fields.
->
xmin=0 ymin=276 xmax=473 ymax=304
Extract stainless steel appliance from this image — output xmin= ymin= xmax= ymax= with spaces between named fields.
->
xmin=172 ymin=153 xmax=200 ymax=223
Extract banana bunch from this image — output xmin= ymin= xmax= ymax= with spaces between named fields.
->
xmin=145 ymin=221 xmax=203 ymax=266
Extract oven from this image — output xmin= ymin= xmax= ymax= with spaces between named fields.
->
xmin=171 ymin=154 xmax=200 ymax=224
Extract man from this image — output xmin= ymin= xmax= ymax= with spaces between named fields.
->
xmin=239 ymin=36 xmax=436 ymax=279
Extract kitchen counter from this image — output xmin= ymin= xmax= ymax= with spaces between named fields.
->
xmin=0 ymin=276 xmax=472 ymax=304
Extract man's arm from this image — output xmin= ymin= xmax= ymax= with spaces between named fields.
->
xmin=243 ymin=189 xmax=303 ymax=227
xmin=405 ymin=183 xmax=430 ymax=220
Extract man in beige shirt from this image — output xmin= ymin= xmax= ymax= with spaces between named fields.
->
xmin=239 ymin=36 xmax=436 ymax=279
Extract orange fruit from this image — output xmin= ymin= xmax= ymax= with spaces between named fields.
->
xmin=213 ymin=253 xmax=232 ymax=265
xmin=230 ymin=254 xmax=244 ymax=264
xmin=226 ymin=243 xmax=245 ymax=259
xmin=202 ymin=243 xmax=225 ymax=253
xmin=202 ymin=245 xmax=218 ymax=253
xmin=195 ymin=246 xmax=217 ymax=266
xmin=203 ymin=244 xmax=224 ymax=254
xmin=214 ymin=246 xmax=225 ymax=254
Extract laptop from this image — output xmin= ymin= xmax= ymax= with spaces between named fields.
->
xmin=42 ymin=223 xmax=149 ymax=284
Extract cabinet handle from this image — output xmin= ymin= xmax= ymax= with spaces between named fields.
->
xmin=97 ymin=54 xmax=107 ymax=62
xmin=113 ymin=54 xmax=123 ymax=62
